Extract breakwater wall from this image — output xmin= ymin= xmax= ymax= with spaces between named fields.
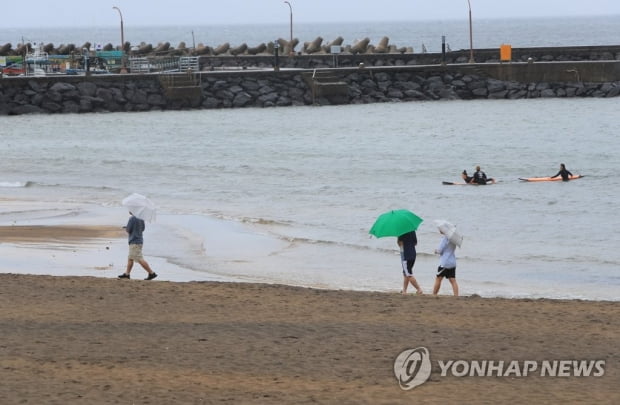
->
xmin=2 ymin=60 xmax=620 ymax=115
xmin=201 ymin=45 xmax=620 ymax=70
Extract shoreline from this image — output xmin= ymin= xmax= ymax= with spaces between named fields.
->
xmin=0 ymin=222 xmax=617 ymax=302
xmin=0 ymin=273 xmax=617 ymax=404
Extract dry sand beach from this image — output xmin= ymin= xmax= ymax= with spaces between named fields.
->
xmin=0 ymin=225 xmax=619 ymax=404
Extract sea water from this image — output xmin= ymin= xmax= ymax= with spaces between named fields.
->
xmin=2 ymin=15 xmax=620 ymax=53
xmin=2 ymin=16 xmax=620 ymax=299
xmin=1 ymin=97 xmax=619 ymax=300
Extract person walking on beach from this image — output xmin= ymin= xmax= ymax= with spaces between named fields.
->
xmin=118 ymin=212 xmax=157 ymax=280
xmin=432 ymin=227 xmax=459 ymax=296
xmin=398 ymin=231 xmax=423 ymax=295
xmin=550 ymin=163 xmax=573 ymax=181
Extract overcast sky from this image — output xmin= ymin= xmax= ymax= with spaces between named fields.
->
xmin=3 ymin=0 xmax=620 ymax=28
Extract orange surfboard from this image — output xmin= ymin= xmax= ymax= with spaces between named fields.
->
xmin=519 ymin=175 xmax=583 ymax=182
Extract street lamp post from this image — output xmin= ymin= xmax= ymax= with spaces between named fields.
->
xmin=112 ymin=6 xmax=126 ymax=72
xmin=284 ymin=1 xmax=293 ymax=55
xmin=112 ymin=6 xmax=124 ymax=52
xmin=467 ymin=0 xmax=474 ymax=63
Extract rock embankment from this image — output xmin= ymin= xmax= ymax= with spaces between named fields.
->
xmin=2 ymin=68 xmax=619 ymax=116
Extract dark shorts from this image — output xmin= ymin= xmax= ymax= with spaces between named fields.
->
xmin=436 ymin=266 xmax=456 ymax=279
xmin=401 ymin=258 xmax=416 ymax=277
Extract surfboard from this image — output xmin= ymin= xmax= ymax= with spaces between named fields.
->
xmin=442 ymin=180 xmax=497 ymax=185
xmin=518 ymin=175 xmax=583 ymax=182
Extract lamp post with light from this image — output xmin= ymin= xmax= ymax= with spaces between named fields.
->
xmin=284 ymin=1 xmax=293 ymax=55
xmin=112 ymin=6 xmax=124 ymax=52
xmin=112 ymin=6 xmax=126 ymax=72
xmin=467 ymin=0 xmax=474 ymax=63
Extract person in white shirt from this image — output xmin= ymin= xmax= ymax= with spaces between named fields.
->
xmin=432 ymin=229 xmax=459 ymax=296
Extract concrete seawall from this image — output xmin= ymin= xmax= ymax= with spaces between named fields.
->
xmin=2 ymin=59 xmax=620 ymax=115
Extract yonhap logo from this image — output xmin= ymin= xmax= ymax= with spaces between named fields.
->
xmin=393 ymin=347 xmax=432 ymax=390
xmin=394 ymin=347 xmax=606 ymax=390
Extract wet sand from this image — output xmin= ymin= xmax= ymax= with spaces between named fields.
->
xmin=0 ymin=225 xmax=125 ymax=243
xmin=0 ymin=271 xmax=618 ymax=404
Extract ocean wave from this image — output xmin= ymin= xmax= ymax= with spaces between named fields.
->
xmin=266 ymin=233 xmax=436 ymax=258
xmin=0 ymin=181 xmax=32 ymax=188
xmin=101 ymin=159 xmax=129 ymax=165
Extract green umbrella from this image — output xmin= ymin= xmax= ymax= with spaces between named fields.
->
xmin=369 ymin=209 xmax=424 ymax=238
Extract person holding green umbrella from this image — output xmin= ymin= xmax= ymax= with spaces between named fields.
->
xmin=370 ymin=209 xmax=424 ymax=295
xmin=398 ymin=230 xmax=424 ymax=295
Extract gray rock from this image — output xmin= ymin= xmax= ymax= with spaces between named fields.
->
xmin=232 ymin=92 xmax=252 ymax=107
xmin=258 ymin=92 xmax=278 ymax=103
xmin=488 ymin=90 xmax=508 ymax=99
xmin=276 ymin=96 xmax=292 ymax=106
xmin=507 ymin=90 xmax=527 ymax=99
xmin=438 ymin=88 xmax=459 ymax=100
xmin=387 ymin=89 xmax=404 ymax=98
xmin=472 ymin=87 xmax=488 ymax=97
xmin=425 ymin=75 xmax=441 ymax=84
xmin=258 ymin=85 xmax=276 ymax=95
xmin=468 ymin=80 xmax=487 ymax=90
xmin=374 ymin=72 xmax=390 ymax=82
xmin=50 ymin=82 xmax=77 ymax=92
xmin=28 ymin=80 xmax=44 ymax=92
xmin=426 ymin=80 xmax=445 ymax=93
xmin=606 ymin=85 xmax=620 ymax=97
xmin=599 ymin=83 xmax=615 ymax=93
xmin=77 ymin=82 xmax=97 ymax=97
xmin=202 ymin=97 xmax=220 ymax=108
xmin=288 ymin=87 xmax=305 ymax=99
xmin=377 ymin=81 xmax=391 ymax=92
xmin=113 ymin=88 xmax=127 ymax=103
xmin=41 ymin=101 xmax=63 ymax=112
xmin=487 ymin=79 xmax=506 ymax=93
xmin=14 ymin=93 xmax=30 ymax=104
xmin=96 ymin=88 xmax=115 ymax=102
xmin=62 ymin=100 xmax=80 ymax=113
xmin=133 ymin=104 xmax=151 ymax=112
xmin=404 ymin=89 xmax=427 ymax=100
xmin=216 ymin=89 xmax=234 ymax=100
xmin=64 ymin=90 xmax=81 ymax=101
xmin=11 ymin=104 xmax=43 ymax=115
xmin=79 ymin=98 xmax=93 ymax=112
xmin=31 ymin=93 xmax=44 ymax=106
xmin=212 ymin=80 xmax=229 ymax=90
xmin=565 ymin=88 xmax=577 ymax=97
xmin=127 ymin=89 xmax=148 ymax=104
xmin=147 ymin=94 xmax=166 ymax=106
xmin=241 ymin=80 xmax=260 ymax=91
xmin=361 ymin=79 xmax=377 ymax=89
xmin=46 ymin=91 xmax=63 ymax=103
xmin=540 ymin=89 xmax=556 ymax=97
